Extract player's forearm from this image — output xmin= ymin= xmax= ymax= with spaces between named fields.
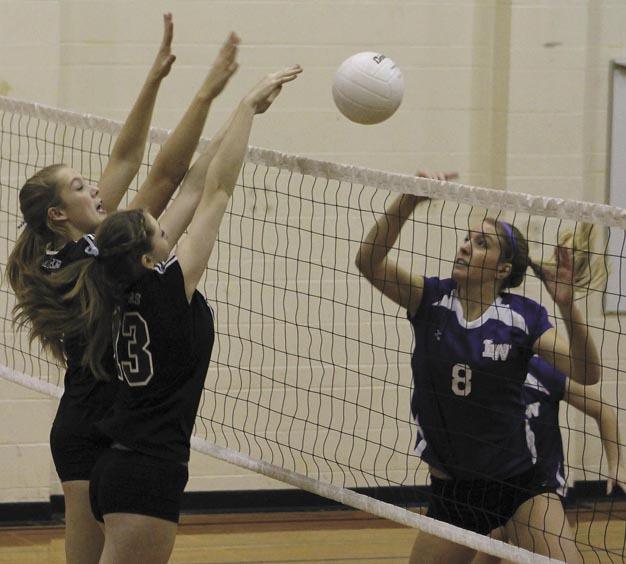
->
xmin=99 ymin=76 xmax=164 ymax=212
xmin=357 ymin=193 xmax=426 ymax=270
xmin=201 ymin=101 xmax=255 ymax=202
xmin=150 ymin=94 xmax=215 ymax=189
xmin=178 ymin=109 xmax=238 ymax=199
xmin=598 ymin=405 xmax=621 ymax=474
xmin=109 ymin=75 xmax=164 ymax=167
xmin=560 ymin=303 xmax=601 ymax=385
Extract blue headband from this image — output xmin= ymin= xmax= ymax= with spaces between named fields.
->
xmin=500 ymin=222 xmax=517 ymax=259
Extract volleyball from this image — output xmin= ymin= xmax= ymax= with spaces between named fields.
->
xmin=332 ymin=52 xmax=404 ymax=125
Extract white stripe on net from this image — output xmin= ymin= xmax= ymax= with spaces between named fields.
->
xmin=0 ymin=367 xmax=560 ymax=563
xmin=1 ymin=95 xmax=624 ymax=228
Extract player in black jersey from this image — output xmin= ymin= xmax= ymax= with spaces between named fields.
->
xmin=6 ymin=18 xmax=240 ymax=564
xmin=35 ymin=64 xmax=302 ymax=564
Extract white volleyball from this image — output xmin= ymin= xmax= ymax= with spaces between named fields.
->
xmin=332 ymin=52 xmax=404 ymax=125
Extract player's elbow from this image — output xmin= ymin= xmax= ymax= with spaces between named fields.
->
xmin=586 ymin=365 xmax=601 ymax=386
xmin=355 ymin=249 xmax=372 ymax=278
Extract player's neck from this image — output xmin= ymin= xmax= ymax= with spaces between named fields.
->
xmin=456 ymin=283 xmax=498 ymax=321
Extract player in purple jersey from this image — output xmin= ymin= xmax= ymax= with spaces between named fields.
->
xmin=355 ymin=188 xmax=600 ymax=563
xmin=473 ymin=355 xmax=625 ymax=563
xmin=35 ymin=64 xmax=301 ymax=563
xmin=6 ymin=18 xmax=240 ymax=564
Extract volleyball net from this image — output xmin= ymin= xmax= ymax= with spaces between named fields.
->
xmin=1 ymin=95 xmax=625 ymax=563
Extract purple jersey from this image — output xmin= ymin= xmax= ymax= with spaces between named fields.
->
xmin=524 ymin=355 xmax=567 ymax=496
xmin=409 ymin=277 xmax=552 ymax=480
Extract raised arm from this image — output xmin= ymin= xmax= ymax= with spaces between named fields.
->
xmin=99 ymin=13 xmax=176 ymax=212
xmin=355 ymin=171 xmax=456 ymax=315
xmin=174 ymin=65 xmax=302 ymax=301
xmin=158 ymin=109 xmax=236 ymax=247
xmin=355 ymin=192 xmax=426 ymax=315
xmin=533 ymin=247 xmax=601 ymax=385
xmin=128 ymin=32 xmax=240 ymax=218
xmin=564 ymin=379 xmax=625 ymax=494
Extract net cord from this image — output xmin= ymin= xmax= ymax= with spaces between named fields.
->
xmin=1 ymin=94 xmax=623 ymax=229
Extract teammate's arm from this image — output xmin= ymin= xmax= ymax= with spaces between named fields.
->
xmin=532 ymin=246 xmax=601 ymax=385
xmin=99 ymin=13 xmax=176 ymax=212
xmin=155 ymin=109 xmax=236 ymax=247
xmin=564 ymin=379 xmax=625 ymax=494
xmin=128 ymin=33 xmax=240 ymax=219
xmin=174 ymin=66 xmax=302 ymax=302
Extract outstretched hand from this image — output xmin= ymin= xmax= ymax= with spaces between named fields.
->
xmin=243 ymin=65 xmax=303 ymax=114
xmin=149 ymin=13 xmax=176 ymax=82
xmin=416 ymin=170 xmax=459 ymax=181
xmin=201 ymin=32 xmax=241 ymax=100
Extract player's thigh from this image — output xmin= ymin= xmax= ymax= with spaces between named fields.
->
xmin=101 ymin=512 xmax=177 ymax=564
xmin=62 ymin=479 xmax=101 ymax=526
xmin=61 ymin=480 xmax=105 ymax=561
xmin=470 ymin=526 xmax=506 ymax=564
xmin=505 ymin=493 xmax=581 ymax=563
xmin=409 ymin=529 xmax=477 ymax=564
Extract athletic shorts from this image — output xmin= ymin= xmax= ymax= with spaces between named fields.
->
xmin=89 ymin=448 xmax=189 ymax=524
xmin=50 ymin=422 xmax=109 ymax=482
xmin=49 ymin=380 xmax=117 ymax=482
xmin=426 ymin=466 xmax=555 ymax=535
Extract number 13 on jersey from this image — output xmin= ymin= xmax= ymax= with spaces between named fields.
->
xmin=115 ymin=311 xmax=154 ymax=386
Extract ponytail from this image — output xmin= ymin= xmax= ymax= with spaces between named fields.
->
xmin=46 ymin=209 xmax=154 ymax=380
xmin=530 ymin=223 xmax=606 ymax=296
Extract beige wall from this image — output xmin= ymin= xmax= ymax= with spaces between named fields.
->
xmin=1 ymin=0 xmax=625 ymax=503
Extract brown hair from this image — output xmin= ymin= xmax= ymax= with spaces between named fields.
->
xmin=485 ymin=218 xmax=530 ymax=290
xmin=6 ymin=164 xmax=66 ymax=290
xmin=6 ymin=164 xmax=68 ymax=358
xmin=10 ymin=209 xmax=154 ymax=380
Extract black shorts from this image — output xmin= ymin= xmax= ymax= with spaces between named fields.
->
xmin=426 ymin=466 xmax=555 ymax=535
xmin=50 ymin=423 xmax=109 ymax=482
xmin=50 ymin=381 xmax=117 ymax=482
xmin=89 ymin=448 xmax=189 ymax=524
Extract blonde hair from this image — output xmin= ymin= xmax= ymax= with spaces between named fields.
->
xmin=530 ymin=223 xmax=607 ymax=297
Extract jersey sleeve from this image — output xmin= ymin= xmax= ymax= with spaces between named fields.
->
xmin=140 ymin=255 xmax=190 ymax=312
xmin=409 ymin=277 xmax=454 ymax=321
xmin=528 ymin=355 xmax=566 ymax=401
xmin=526 ymin=301 xmax=553 ymax=344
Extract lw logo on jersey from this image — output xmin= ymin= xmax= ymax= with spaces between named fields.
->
xmin=482 ymin=339 xmax=511 ymax=361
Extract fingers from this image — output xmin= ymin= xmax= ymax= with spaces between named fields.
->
xmin=219 ymin=32 xmax=240 ymax=62
xmin=607 ymin=478 xmax=614 ymax=495
xmin=161 ymin=12 xmax=173 ymax=49
xmin=259 ymin=65 xmax=302 ymax=96
xmin=415 ymin=170 xmax=459 ymax=181
xmin=280 ymin=64 xmax=303 ymax=81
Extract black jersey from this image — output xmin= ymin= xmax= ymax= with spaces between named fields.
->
xmin=42 ymin=235 xmax=118 ymax=407
xmin=97 ymin=256 xmax=214 ymax=464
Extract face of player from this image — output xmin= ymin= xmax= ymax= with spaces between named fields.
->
xmin=451 ymin=220 xmax=511 ymax=287
xmin=143 ymin=212 xmax=171 ymax=267
xmin=48 ymin=166 xmax=106 ymax=237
